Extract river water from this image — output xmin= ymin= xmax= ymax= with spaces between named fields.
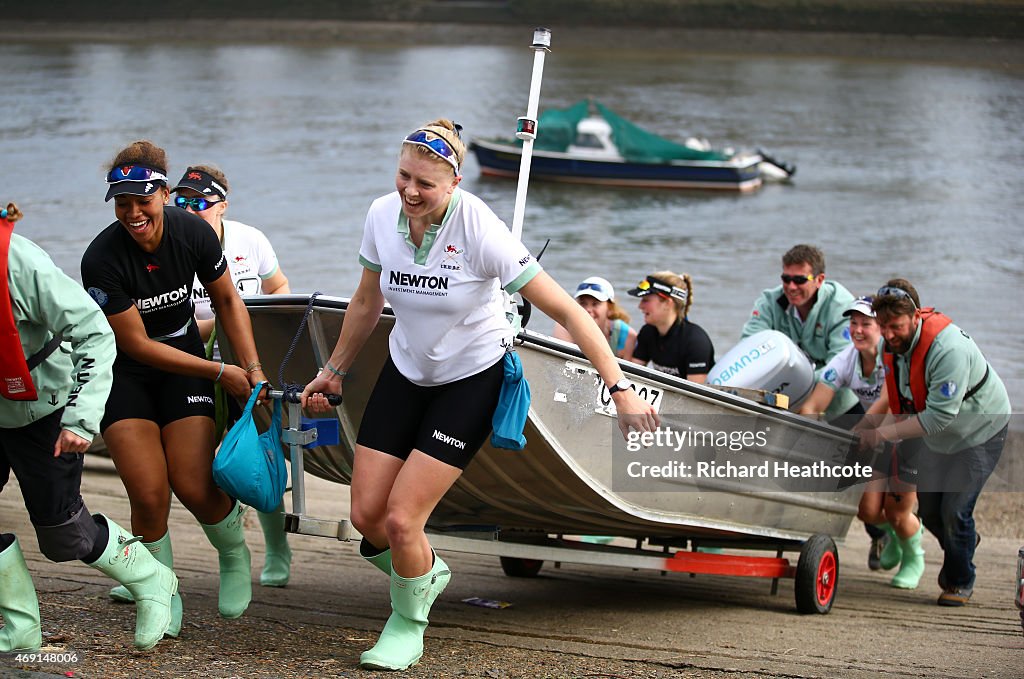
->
xmin=2 ymin=37 xmax=1022 ymax=407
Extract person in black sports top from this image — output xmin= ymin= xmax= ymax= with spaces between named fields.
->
xmin=80 ymin=140 xmax=267 ymax=631
xmin=628 ymin=271 xmax=715 ymax=383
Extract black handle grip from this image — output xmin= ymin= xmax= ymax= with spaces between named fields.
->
xmin=279 ymin=385 xmax=342 ymax=405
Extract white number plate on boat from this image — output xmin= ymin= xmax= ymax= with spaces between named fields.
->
xmin=597 ymin=380 xmax=663 ymax=416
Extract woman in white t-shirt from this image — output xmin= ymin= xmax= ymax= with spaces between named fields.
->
xmin=302 ymin=119 xmax=658 ymax=672
xmin=800 ymin=296 xmax=923 ymax=590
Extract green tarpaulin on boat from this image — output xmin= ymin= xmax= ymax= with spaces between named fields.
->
xmin=501 ymin=99 xmax=730 ymax=162
xmin=593 ymin=102 xmax=730 ymax=162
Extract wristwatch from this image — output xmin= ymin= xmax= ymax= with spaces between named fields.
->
xmin=607 ymin=378 xmax=632 ymax=395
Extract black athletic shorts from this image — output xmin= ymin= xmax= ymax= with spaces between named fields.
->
xmin=356 ymin=354 xmax=504 ymax=470
xmin=872 ymin=439 xmax=921 ymax=485
xmin=101 ymin=327 xmax=215 ymax=431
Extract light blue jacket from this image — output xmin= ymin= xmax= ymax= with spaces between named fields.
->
xmin=0 ymin=234 xmax=115 ymax=439
xmin=742 ymin=279 xmax=857 ymax=417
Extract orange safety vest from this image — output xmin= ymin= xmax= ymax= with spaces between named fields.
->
xmin=0 ymin=215 xmax=38 ymax=401
xmin=882 ymin=309 xmax=951 ymax=415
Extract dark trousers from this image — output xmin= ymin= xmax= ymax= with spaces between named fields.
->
xmin=917 ymin=425 xmax=1008 ymax=589
xmin=0 ymin=409 xmax=86 ymax=527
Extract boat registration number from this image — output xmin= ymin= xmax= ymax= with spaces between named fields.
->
xmin=597 ymin=380 xmax=663 ymax=416
xmin=562 ymin=362 xmax=664 ymax=416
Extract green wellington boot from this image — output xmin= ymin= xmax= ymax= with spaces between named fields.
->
xmin=86 ymin=516 xmax=177 ymax=651
xmin=107 ymin=532 xmax=182 ymax=637
xmin=878 ymin=523 xmax=903 ymax=571
xmin=891 ymin=523 xmax=926 ymax=589
xmin=0 ymin=536 xmax=42 ymax=653
xmin=200 ymin=501 xmax=252 ymax=619
xmin=360 ymin=553 xmax=451 ymax=671
xmin=257 ymin=505 xmax=292 ymax=587
xmin=360 ymin=538 xmax=393 ymax=576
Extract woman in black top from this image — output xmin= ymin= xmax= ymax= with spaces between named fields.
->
xmin=628 ymin=271 xmax=715 ymax=383
xmin=81 ymin=140 xmax=267 ymax=630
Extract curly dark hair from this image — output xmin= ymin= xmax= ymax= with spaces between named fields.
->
xmin=108 ymin=140 xmax=168 ymax=175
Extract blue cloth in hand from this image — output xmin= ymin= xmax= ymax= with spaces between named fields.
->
xmin=491 ymin=351 xmax=531 ymax=450
xmin=213 ymin=381 xmax=287 ymax=513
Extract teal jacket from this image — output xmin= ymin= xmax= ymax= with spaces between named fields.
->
xmin=741 ymin=280 xmax=857 ymax=417
xmin=892 ymin=320 xmax=1010 ymax=453
xmin=0 ymin=234 xmax=115 ymax=440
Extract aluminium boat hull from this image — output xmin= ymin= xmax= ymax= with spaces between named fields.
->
xmin=222 ymin=295 xmax=861 ymax=545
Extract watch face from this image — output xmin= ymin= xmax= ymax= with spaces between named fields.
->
xmin=611 ymin=379 xmax=631 ymax=393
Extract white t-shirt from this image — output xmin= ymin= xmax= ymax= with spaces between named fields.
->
xmin=817 ymin=339 xmax=885 ymax=409
xmin=359 ymin=189 xmax=541 ymax=386
xmin=192 ymin=219 xmax=281 ymax=321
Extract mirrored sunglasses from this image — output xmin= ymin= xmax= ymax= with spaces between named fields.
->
xmin=107 ymin=165 xmax=168 ymax=184
xmin=174 ymin=196 xmax=220 ymax=211
xmin=403 ymin=130 xmax=460 ymax=174
xmin=876 ymin=286 xmax=918 ymax=309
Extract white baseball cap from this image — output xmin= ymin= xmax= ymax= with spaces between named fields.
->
xmin=573 ymin=276 xmax=615 ymax=302
xmin=843 ymin=296 xmax=875 ymax=318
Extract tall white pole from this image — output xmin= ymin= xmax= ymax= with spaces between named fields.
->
xmin=510 ymin=27 xmax=551 ymax=242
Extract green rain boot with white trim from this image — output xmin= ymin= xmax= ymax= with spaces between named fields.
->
xmin=86 ymin=516 xmax=177 ymax=651
xmin=891 ymin=523 xmax=926 ymax=589
xmin=0 ymin=536 xmax=42 ymax=653
xmin=200 ymin=501 xmax=252 ymax=619
xmin=107 ymin=532 xmax=182 ymax=637
xmin=878 ymin=523 xmax=903 ymax=571
xmin=257 ymin=505 xmax=292 ymax=587
xmin=360 ymin=553 xmax=451 ymax=671
xmin=360 ymin=538 xmax=392 ymax=576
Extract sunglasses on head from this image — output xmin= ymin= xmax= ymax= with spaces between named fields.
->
xmin=403 ymin=129 xmax=460 ymax=174
xmin=107 ymin=165 xmax=167 ymax=184
xmin=576 ymin=282 xmax=606 ymax=294
xmin=174 ymin=196 xmax=220 ymax=211
xmin=876 ymin=285 xmax=918 ymax=309
xmin=780 ymin=273 xmax=816 ymax=285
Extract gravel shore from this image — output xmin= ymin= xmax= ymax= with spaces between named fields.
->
xmin=1 ymin=455 xmax=1020 ymax=679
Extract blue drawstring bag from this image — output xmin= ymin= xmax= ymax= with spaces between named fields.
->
xmin=213 ymin=381 xmax=287 ymax=513
xmin=491 ymin=351 xmax=531 ymax=450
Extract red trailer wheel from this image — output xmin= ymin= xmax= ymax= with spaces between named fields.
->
xmin=795 ymin=534 xmax=838 ymax=614
xmin=500 ymin=556 xmax=544 ymax=577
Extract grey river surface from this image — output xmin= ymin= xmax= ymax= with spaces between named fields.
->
xmin=2 ymin=37 xmax=1023 ymax=408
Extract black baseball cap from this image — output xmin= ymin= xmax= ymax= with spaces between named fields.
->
xmin=171 ymin=168 xmax=227 ymax=199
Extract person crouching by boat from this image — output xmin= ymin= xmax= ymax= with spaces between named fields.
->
xmin=80 ymin=141 xmax=268 ymax=634
xmin=301 ymin=119 xmax=659 ymax=672
xmin=0 ymin=202 xmax=176 ymax=651
xmin=553 ymin=276 xmax=638 ymax=361
xmin=627 ymin=271 xmax=715 ymax=384
xmin=174 ymin=164 xmax=293 ymax=589
xmin=857 ymin=279 xmax=1010 ymax=607
xmin=799 ymin=296 xmax=924 ymax=589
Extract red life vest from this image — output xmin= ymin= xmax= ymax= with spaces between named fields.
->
xmin=882 ymin=309 xmax=951 ymax=415
xmin=0 ymin=216 xmax=38 ymax=401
